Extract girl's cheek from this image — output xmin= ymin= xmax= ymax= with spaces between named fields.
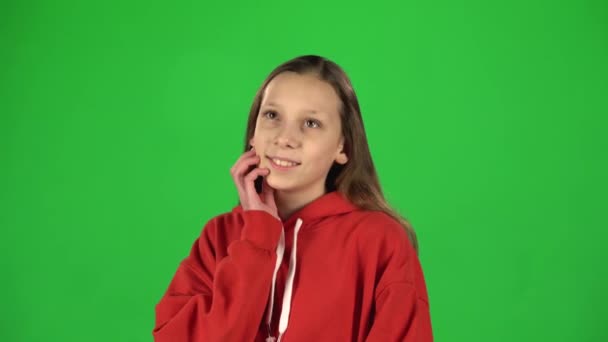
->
xmin=259 ymin=120 xmax=277 ymax=129
xmin=259 ymin=123 xmax=281 ymax=133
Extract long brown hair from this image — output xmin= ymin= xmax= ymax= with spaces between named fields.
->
xmin=241 ymin=55 xmax=419 ymax=253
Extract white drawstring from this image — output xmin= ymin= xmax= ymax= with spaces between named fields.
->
xmin=266 ymin=218 xmax=303 ymax=342
xmin=266 ymin=227 xmax=285 ymax=341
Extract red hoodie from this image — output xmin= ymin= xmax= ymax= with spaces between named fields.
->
xmin=153 ymin=190 xmax=433 ymax=341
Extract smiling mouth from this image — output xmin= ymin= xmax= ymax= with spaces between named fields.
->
xmin=267 ymin=156 xmax=301 ymax=169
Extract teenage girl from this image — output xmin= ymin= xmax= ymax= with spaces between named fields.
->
xmin=153 ymin=55 xmax=433 ymax=341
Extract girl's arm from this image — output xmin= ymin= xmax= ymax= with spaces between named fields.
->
xmin=152 ymin=210 xmax=282 ymax=341
xmin=363 ymin=215 xmax=434 ymax=342
xmin=365 ymin=282 xmax=433 ymax=341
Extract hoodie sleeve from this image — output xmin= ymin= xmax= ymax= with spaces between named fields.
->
xmin=153 ymin=210 xmax=283 ymax=342
xmin=364 ymin=216 xmax=434 ymax=342
xmin=365 ymin=282 xmax=433 ymax=341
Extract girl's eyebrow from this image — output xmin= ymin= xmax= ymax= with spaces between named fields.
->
xmin=263 ymin=102 xmax=323 ymax=116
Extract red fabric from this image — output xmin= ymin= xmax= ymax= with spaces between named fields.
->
xmin=153 ymin=191 xmax=433 ymax=341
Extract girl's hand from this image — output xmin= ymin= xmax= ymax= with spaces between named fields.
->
xmin=230 ymin=147 xmax=280 ymax=221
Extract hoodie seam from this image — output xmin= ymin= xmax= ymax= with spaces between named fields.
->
xmin=375 ymin=281 xmax=428 ymax=306
xmin=179 ymin=259 xmax=213 ymax=296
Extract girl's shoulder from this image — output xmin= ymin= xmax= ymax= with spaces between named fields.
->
xmin=345 ymin=209 xmax=414 ymax=254
xmin=348 ymin=210 xmax=407 ymax=237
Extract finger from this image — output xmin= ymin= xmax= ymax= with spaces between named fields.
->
xmin=231 ymin=154 xmax=260 ymax=190
xmin=244 ymin=168 xmax=269 ymax=201
xmin=230 ymin=147 xmax=257 ymax=171
xmin=230 ymin=149 xmax=260 ymax=205
xmin=230 ymin=151 xmax=258 ymax=175
xmin=243 ymin=167 xmax=269 ymax=185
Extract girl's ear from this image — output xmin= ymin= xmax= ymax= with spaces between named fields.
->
xmin=249 ymin=137 xmax=255 ymax=148
xmin=336 ymin=140 xmax=348 ymax=165
xmin=336 ymin=153 xmax=348 ymax=165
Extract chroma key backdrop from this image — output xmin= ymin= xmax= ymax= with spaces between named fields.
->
xmin=1 ymin=0 xmax=606 ymax=341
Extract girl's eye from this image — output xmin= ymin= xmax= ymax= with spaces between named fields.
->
xmin=263 ymin=111 xmax=321 ymax=129
xmin=305 ymin=119 xmax=321 ymax=128
xmin=264 ymin=111 xmax=277 ymax=119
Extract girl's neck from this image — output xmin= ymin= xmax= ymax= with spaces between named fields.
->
xmin=275 ymin=186 xmax=326 ymax=222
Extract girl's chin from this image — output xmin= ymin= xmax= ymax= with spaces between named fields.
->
xmin=265 ymin=176 xmax=294 ymax=192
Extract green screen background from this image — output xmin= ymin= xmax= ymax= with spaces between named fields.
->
xmin=2 ymin=0 xmax=606 ymax=341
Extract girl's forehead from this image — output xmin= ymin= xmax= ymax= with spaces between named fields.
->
xmin=262 ymin=73 xmax=341 ymax=114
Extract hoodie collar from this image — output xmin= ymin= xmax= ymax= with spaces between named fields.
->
xmin=232 ymin=190 xmax=359 ymax=228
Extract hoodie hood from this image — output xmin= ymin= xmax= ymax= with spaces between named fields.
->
xmin=231 ymin=190 xmax=360 ymax=228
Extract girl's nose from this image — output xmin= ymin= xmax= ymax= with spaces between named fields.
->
xmin=275 ymin=135 xmax=297 ymax=148
xmin=274 ymin=125 xmax=301 ymax=148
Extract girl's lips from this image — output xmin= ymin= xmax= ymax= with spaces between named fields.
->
xmin=267 ymin=157 xmax=301 ymax=171
xmin=267 ymin=155 xmax=301 ymax=164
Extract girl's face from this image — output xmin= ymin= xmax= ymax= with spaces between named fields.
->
xmin=250 ymin=71 xmax=348 ymax=196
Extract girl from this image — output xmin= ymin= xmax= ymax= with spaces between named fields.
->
xmin=153 ymin=55 xmax=433 ymax=341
